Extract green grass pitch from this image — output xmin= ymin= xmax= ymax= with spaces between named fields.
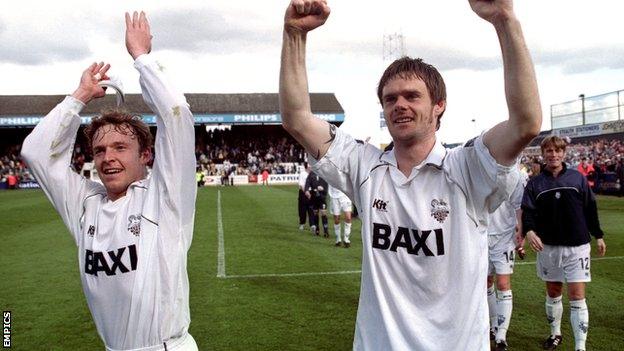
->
xmin=1 ymin=186 xmax=622 ymax=350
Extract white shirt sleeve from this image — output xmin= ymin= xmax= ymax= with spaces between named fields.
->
xmin=134 ymin=54 xmax=197 ymax=250
xmin=20 ymin=96 xmax=104 ymax=246
xmin=509 ymin=173 xmax=527 ymax=210
xmin=309 ymin=129 xmax=381 ymax=208
xmin=445 ymin=135 xmax=519 ymax=222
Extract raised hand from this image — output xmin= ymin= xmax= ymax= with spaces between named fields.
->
xmin=71 ymin=62 xmax=111 ymax=104
xmin=284 ymin=0 xmax=331 ymax=33
xmin=125 ymin=11 xmax=152 ymax=60
xmin=468 ymin=0 xmax=514 ymax=24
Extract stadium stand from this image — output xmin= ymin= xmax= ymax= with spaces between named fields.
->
xmin=0 ymin=93 xmax=343 ymax=188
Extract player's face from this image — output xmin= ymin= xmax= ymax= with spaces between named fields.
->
xmin=542 ymin=145 xmax=565 ymax=172
xmin=92 ymin=124 xmax=150 ymax=201
xmin=381 ymin=76 xmax=445 ymax=145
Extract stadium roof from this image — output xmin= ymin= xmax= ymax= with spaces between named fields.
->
xmin=0 ymin=93 xmax=343 ymax=116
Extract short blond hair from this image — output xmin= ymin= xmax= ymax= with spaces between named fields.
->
xmin=540 ymin=135 xmax=567 ymax=152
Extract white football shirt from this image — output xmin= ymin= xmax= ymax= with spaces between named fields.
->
xmin=22 ymin=54 xmax=197 ymax=350
xmin=311 ymin=130 xmax=517 ymax=351
xmin=487 ymin=172 xmax=527 ymax=236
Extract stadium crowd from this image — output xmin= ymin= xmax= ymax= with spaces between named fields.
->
xmin=520 ymin=138 xmax=624 ymax=194
xmin=2 ymin=135 xmax=623 ymax=192
xmin=194 ymin=127 xmax=304 ymax=178
xmin=0 ymin=126 xmax=307 ymax=188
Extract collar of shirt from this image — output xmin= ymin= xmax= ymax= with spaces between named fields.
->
xmin=379 ymin=140 xmax=447 ymax=184
xmin=542 ymin=162 xmax=569 ymax=178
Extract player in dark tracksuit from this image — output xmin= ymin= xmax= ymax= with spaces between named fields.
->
xmin=305 ymin=171 xmax=329 ymax=236
xmin=521 ymin=135 xmax=606 ymax=351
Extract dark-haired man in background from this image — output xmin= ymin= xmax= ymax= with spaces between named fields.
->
xmin=279 ymin=0 xmax=541 ymax=349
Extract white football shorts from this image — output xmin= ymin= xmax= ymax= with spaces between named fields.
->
xmin=536 ymin=243 xmax=591 ymax=283
xmin=487 ymin=231 xmax=516 ymax=275
xmin=330 ymin=195 xmax=352 ymax=216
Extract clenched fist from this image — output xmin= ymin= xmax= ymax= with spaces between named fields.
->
xmin=468 ymin=0 xmax=515 ymax=24
xmin=284 ymin=0 xmax=331 ymax=34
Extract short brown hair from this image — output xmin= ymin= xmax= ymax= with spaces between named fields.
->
xmin=84 ymin=110 xmax=153 ymax=153
xmin=540 ymin=135 xmax=567 ymax=152
xmin=377 ymin=56 xmax=447 ymax=129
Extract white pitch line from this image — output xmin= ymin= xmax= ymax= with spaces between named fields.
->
xmin=216 ymin=190 xmax=226 ymax=278
xmin=219 ymin=256 xmax=624 ymax=279
xmin=225 ymin=270 xmax=362 ymax=279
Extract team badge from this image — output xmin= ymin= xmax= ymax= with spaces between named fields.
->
xmin=555 ymin=191 xmax=561 ymax=199
xmin=87 ymin=225 xmax=95 ymax=237
xmin=430 ymin=199 xmax=450 ymax=223
xmin=127 ymin=215 xmax=141 ymax=237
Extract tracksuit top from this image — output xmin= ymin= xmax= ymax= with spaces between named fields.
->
xmin=521 ymin=163 xmax=604 ymax=246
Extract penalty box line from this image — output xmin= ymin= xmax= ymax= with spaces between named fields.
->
xmin=214 ymin=191 xmax=622 ymax=279
xmin=214 ymin=190 xmax=361 ymax=279
xmin=220 ymin=255 xmax=624 ymax=280
xmin=217 ymin=190 xmax=226 ymax=278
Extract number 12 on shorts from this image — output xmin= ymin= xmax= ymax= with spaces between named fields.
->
xmin=579 ymin=257 xmax=590 ymax=270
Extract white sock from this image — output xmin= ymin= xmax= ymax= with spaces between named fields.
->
xmin=570 ymin=299 xmax=589 ymax=351
xmin=545 ymin=295 xmax=563 ymax=336
xmin=495 ymin=290 xmax=513 ymax=342
xmin=487 ymin=285 xmax=497 ymax=332
xmin=334 ymin=223 xmax=341 ymax=242
xmin=344 ymin=222 xmax=352 ymax=243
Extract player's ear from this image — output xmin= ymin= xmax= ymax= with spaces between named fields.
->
xmin=139 ymin=148 xmax=152 ymax=165
xmin=433 ymin=100 xmax=446 ymax=118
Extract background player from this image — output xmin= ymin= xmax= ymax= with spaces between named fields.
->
xmin=522 ymin=135 xmax=606 ymax=351
xmin=297 ymin=162 xmax=312 ymax=230
xmin=21 ymin=12 xmax=198 ymax=350
xmin=279 ymin=0 xmax=542 ymax=349
xmin=305 ymin=170 xmax=329 ymax=237
xmin=486 ymin=171 xmax=527 ymax=351
xmin=328 ymin=184 xmax=353 ymax=247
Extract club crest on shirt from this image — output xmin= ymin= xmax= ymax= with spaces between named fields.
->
xmin=430 ymin=199 xmax=450 ymax=223
xmin=127 ymin=215 xmax=141 ymax=237
xmin=87 ymin=225 xmax=95 ymax=237
xmin=555 ymin=191 xmax=561 ymax=199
